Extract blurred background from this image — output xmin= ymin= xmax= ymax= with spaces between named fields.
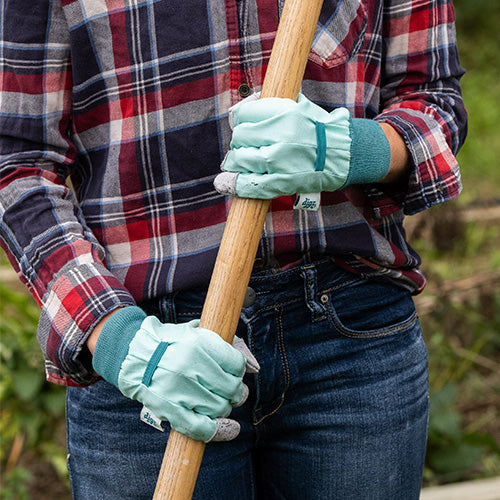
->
xmin=1 ymin=1 xmax=499 ymax=498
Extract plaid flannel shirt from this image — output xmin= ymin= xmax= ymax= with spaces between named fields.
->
xmin=0 ymin=0 xmax=467 ymax=386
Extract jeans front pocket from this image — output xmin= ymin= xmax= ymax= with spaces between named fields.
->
xmin=321 ymin=277 xmax=419 ymax=338
xmin=308 ymin=0 xmax=368 ymax=69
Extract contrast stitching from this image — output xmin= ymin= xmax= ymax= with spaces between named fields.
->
xmin=249 ymin=258 xmax=332 ymax=283
xmin=325 ymin=301 xmax=419 ymax=338
xmin=244 ymin=297 xmax=301 ymax=322
xmin=276 ymin=307 xmax=290 ymax=394
xmin=253 ymin=307 xmax=290 ymax=425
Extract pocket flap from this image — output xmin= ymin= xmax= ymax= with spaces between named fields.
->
xmin=309 ymin=0 xmax=367 ymax=69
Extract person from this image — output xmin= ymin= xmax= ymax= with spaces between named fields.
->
xmin=0 ymin=0 xmax=467 ymax=498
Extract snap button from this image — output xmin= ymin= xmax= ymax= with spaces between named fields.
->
xmin=238 ymin=83 xmax=251 ymax=98
xmin=320 ymin=294 xmax=329 ymax=304
xmin=243 ymin=287 xmax=256 ymax=307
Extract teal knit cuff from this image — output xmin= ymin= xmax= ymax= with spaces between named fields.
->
xmin=345 ymin=118 xmax=391 ymax=186
xmin=92 ymin=306 xmax=147 ymax=387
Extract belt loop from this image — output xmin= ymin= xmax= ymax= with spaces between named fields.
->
xmin=301 ymin=264 xmax=324 ymax=321
xmin=159 ymin=293 xmax=176 ymax=324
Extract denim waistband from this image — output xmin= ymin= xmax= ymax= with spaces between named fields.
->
xmin=248 ymin=257 xmax=356 ymax=294
xmin=139 ymin=258 xmax=360 ymax=323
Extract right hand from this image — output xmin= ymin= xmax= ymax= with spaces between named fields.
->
xmin=214 ymin=93 xmax=391 ymax=202
xmin=91 ymin=307 xmax=259 ymax=442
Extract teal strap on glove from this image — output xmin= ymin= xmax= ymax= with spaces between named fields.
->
xmin=92 ymin=306 xmax=259 ymax=442
xmin=214 ymin=93 xmax=391 ymax=206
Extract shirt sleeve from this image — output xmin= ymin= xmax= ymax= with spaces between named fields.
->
xmin=371 ymin=0 xmax=468 ymax=217
xmin=0 ymin=0 xmax=136 ymax=386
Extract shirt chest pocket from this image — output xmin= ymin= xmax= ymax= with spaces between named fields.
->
xmin=308 ymin=0 xmax=368 ymax=69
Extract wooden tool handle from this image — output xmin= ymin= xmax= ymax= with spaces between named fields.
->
xmin=153 ymin=0 xmax=324 ymax=498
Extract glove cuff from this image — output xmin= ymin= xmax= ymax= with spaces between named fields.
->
xmin=346 ymin=118 xmax=391 ymax=186
xmin=92 ymin=306 xmax=147 ymax=387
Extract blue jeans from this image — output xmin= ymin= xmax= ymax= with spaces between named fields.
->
xmin=66 ymin=259 xmax=429 ymax=499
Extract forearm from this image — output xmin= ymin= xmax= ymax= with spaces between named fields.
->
xmin=87 ymin=308 xmax=124 ymax=355
xmin=378 ymin=122 xmax=411 ymax=184
xmin=375 ymin=0 xmax=466 ymax=215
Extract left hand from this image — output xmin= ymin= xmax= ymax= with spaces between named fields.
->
xmin=92 ymin=307 xmax=260 ymax=442
xmin=214 ymin=93 xmax=391 ymax=202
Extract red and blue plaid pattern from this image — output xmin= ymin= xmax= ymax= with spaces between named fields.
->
xmin=0 ymin=0 xmax=467 ymax=386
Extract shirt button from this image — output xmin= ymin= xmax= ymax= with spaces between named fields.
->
xmin=238 ymin=83 xmax=252 ymax=98
xmin=243 ymin=287 xmax=256 ymax=307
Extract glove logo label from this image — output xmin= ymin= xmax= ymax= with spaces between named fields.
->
xmin=294 ymin=193 xmax=321 ymax=211
xmin=140 ymin=405 xmax=165 ymax=432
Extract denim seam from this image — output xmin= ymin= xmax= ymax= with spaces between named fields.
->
xmin=250 ymin=269 xmax=361 ymax=298
xmin=249 ymin=257 xmax=332 ymax=283
xmin=319 ymin=277 xmax=363 ymax=295
xmin=243 ymin=297 xmax=303 ymax=323
xmin=159 ymin=294 xmax=176 ymax=323
xmin=242 ymin=320 xmax=264 ymax=429
xmin=254 ymin=393 xmax=286 ymax=426
xmin=276 ymin=306 xmax=291 ymax=395
xmin=325 ymin=301 xmax=420 ymax=338
xmin=303 ymin=266 xmax=322 ymax=323
xmin=248 ymin=455 xmax=256 ymax=499
xmin=177 ymin=310 xmax=203 ymax=318
xmin=312 ymin=313 xmax=326 ymax=323
xmin=243 ymin=283 xmax=362 ymax=322
xmin=65 ymin=395 xmax=73 ymax=487
xmin=253 ymin=307 xmax=289 ymax=426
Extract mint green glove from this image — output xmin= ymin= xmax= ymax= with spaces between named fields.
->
xmin=214 ymin=93 xmax=391 ymax=205
xmin=92 ymin=307 xmax=259 ymax=442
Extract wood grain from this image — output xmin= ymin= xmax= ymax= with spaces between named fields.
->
xmin=153 ymin=1 xmax=324 ymax=498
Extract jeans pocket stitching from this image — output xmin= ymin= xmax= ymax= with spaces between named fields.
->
xmin=324 ymin=299 xmax=419 ymax=339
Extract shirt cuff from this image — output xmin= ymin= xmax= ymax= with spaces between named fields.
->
xmin=37 ymin=261 xmax=137 ymax=386
xmin=372 ymin=108 xmax=462 ymax=217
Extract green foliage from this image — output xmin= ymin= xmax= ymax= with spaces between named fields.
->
xmin=427 ymin=384 xmax=485 ymax=476
xmin=416 ymin=221 xmax=500 ymax=485
xmin=454 ymin=0 xmax=500 ymax=201
xmin=422 ymin=295 xmax=500 ymax=483
xmin=425 ymin=375 xmax=500 ymax=483
xmin=0 ymin=283 xmax=68 ymax=497
xmin=454 ymin=0 xmax=500 ymax=52
xmin=0 ymin=467 xmax=32 ymax=500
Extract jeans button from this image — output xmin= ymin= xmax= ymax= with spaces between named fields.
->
xmin=238 ymin=83 xmax=251 ymax=98
xmin=320 ymin=294 xmax=329 ymax=304
xmin=243 ymin=287 xmax=256 ymax=307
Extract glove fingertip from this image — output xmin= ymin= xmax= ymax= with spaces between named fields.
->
xmin=232 ymin=336 xmax=260 ymax=373
xmin=214 ymin=171 xmax=238 ymax=196
xmin=207 ymin=418 xmax=241 ymax=442
xmin=245 ymin=359 xmax=260 ymax=374
xmin=232 ymin=383 xmax=249 ymax=408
